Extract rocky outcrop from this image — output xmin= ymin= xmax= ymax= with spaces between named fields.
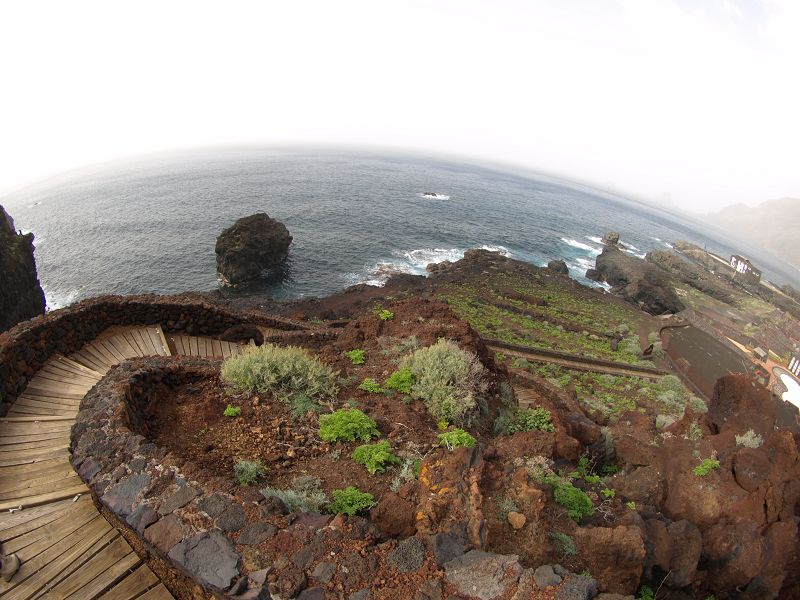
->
xmin=0 ymin=205 xmax=45 ymax=331
xmin=547 ymin=259 xmax=569 ymax=275
xmin=215 ymin=213 xmax=292 ymax=286
xmin=587 ymin=243 xmax=684 ymax=315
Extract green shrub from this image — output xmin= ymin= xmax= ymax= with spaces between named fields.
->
xmin=384 ymin=367 xmax=414 ymax=394
xmin=352 ymin=441 xmax=402 ymax=474
xmin=601 ymin=488 xmax=615 ymax=498
xmin=221 ymin=344 xmax=339 ymax=400
xmin=319 ymin=408 xmax=380 ymax=442
xmin=735 ymin=429 xmax=763 ymax=448
xmin=550 ymin=532 xmax=577 ymax=556
xmin=637 ymin=585 xmax=656 ymax=600
xmin=693 ymin=458 xmax=720 ymax=477
xmin=626 ymin=501 xmax=637 ymax=510
xmin=345 ymin=349 xmax=366 ymax=365
xmin=438 ymin=428 xmax=477 ymax=450
xmin=506 ymin=407 xmax=555 ymax=434
xmin=233 ymin=459 xmax=267 ymax=485
xmin=545 ymin=478 xmax=594 ymax=522
xmin=358 ymin=378 xmax=384 ymax=393
xmin=401 ymin=339 xmax=488 ymax=425
xmin=584 ymin=474 xmax=601 ymax=484
xmin=288 ymin=393 xmax=323 ymax=419
xmin=378 ymin=309 xmax=394 ymax=321
xmin=328 ymin=486 xmax=375 ymax=515
xmin=223 ymin=404 xmax=241 ymax=417
xmin=495 ymin=496 xmax=518 ymax=520
xmin=260 ymin=476 xmax=327 ymax=513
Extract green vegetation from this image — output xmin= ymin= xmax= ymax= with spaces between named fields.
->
xmin=636 ymin=585 xmax=656 ymax=600
xmin=358 ymin=378 xmax=384 ymax=393
xmin=438 ymin=428 xmax=477 ymax=450
xmin=261 ymin=476 xmax=327 ymax=512
xmin=377 ymin=309 xmax=394 ymax=321
xmin=543 ymin=476 xmax=594 ymax=522
xmin=384 ymin=367 xmax=414 ymax=394
xmin=233 ymin=459 xmax=267 ymax=486
xmin=495 ymin=496 xmax=518 ymax=520
xmin=352 ymin=441 xmax=402 ymax=474
xmin=319 ymin=408 xmax=380 ymax=442
xmin=735 ymin=429 xmax=764 ymax=448
xmin=401 ymin=338 xmax=487 ymax=425
xmin=601 ymin=488 xmax=615 ymax=499
xmin=328 ymin=486 xmax=375 ymax=515
xmin=550 ymin=532 xmax=578 ymax=557
xmin=505 ymin=406 xmax=555 ymax=434
xmin=223 ymin=404 xmax=241 ymax=417
xmin=693 ymin=458 xmax=720 ymax=477
xmin=345 ymin=349 xmax=366 ymax=365
xmin=221 ymin=344 xmax=339 ymax=400
xmin=288 ymin=393 xmax=323 ymax=419
xmin=626 ymin=501 xmax=637 ymax=510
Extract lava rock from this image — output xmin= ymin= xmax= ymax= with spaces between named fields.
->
xmin=388 ymin=537 xmax=426 ymax=573
xmin=126 ymin=505 xmax=158 ymax=534
xmin=168 ymin=531 xmax=240 ymax=591
xmin=217 ymin=503 xmax=247 ymax=532
xmin=215 ymin=213 xmax=292 ymax=286
xmin=547 ymin=260 xmax=569 ymax=275
xmin=444 ymin=550 xmax=522 ymax=600
xmin=158 ymin=484 xmax=199 ymax=515
xmin=144 ymin=514 xmax=187 ymax=554
xmin=239 ymin=522 xmax=277 ymax=546
xmin=310 ymin=561 xmax=336 ymax=584
xmin=534 ymin=564 xmax=562 ymax=588
xmin=101 ymin=473 xmax=151 ymax=517
xmin=0 ymin=204 xmax=45 ymax=331
xmin=430 ymin=531 xmax=466 ymax=567
xmin=555 ymin=574 xmax=598 ymax=600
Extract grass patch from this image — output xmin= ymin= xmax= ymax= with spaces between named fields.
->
xmin=438 ymin=428 xmax=477 ymax=450
xmin=693 ymin=458 xmax=720 ymax=477
xmin=358 ymin=378 xmax=384 ymax=393
xmin=384 ymin=367 xmax=414 ymax=394
xmin=223 ymin=404 xmax=241 ymax=417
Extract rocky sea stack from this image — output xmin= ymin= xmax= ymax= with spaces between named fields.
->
xmin=0 ymin=204 xmax=45 ymax=331
xmin=215 ymin=213 xmax=292 ymax=287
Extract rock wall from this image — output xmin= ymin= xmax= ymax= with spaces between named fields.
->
xmin=0 ymin=204 xmax=45 ymax=331
xmin=0 ymin=293 xmax=304 ymax=415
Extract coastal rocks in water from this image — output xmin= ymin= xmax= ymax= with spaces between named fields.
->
xmin=547 ymin=259 xmax=569 ymax=275
xmin=215 ymin=213 xmax=292 ymax=286
xmin=587 ymin=244 xmax=684 ymax=315
xmin=601 ymin=231 xmax=621 ymax=247
xmin=0 ymin=205 xmax=45 ymax=331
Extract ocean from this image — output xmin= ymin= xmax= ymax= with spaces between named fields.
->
xmin=3 ymin=147 xmax=797 ymax=310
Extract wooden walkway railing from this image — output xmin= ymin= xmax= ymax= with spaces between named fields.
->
xmin=0 ymin=325 xmax=250 ymax=600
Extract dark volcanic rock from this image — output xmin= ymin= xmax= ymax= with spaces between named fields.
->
xmin=0 ymin=205 xmax=45 ymax=331
xmin=215 ymin=213 xmax=292 ymax=286
xmin=168 ymin=531 xmax=240 ymax=591
xmin=587 ymin=245 xmax=684 ymax=315
xmin=547 ymin=259 xmax=569 ymax=274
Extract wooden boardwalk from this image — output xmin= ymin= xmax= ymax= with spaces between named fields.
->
xmin=0 ymin=325 xmax=250 ymax=600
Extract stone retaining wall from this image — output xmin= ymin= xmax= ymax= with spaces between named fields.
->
xmin=0 ymin=293 xmax=305 ymax=415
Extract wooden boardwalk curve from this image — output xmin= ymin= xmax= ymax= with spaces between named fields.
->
xmin=0 ymin=325 xmax=251 ymax=600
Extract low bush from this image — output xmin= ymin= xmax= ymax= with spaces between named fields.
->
xmin=328 ymin=486 xmax=374 ymax=515
xmin=693 ymin=458 xmax=720 ymax=477
xmin=377 ymin=309 xmax=394 ymax=321
xmin=550 ymin=532 xmax=578 ymax=556
xmin=384 ymin=367 xmax=414 ymax=394
xmin=288 ymin=393 xmax=323 ymax=419
xmin=233 ymin=459 xmax=267 ymax=485
xmin=601 ymin=488 xmax=615 ymax=498
xmin=438 ymin=428 xmax=477 ymax=450
xmin=221 ymin=344 xmax=339 ymax=400
xmin=223 ymin=404 xmax=241 ymax=417
xmin=735 ymin=429 xmax=763 ymax=448
xmin=358 ymin=378 xmax=384 ymax=393
xmin=506 ymin=407 xmax=555 ymax=434
xmin=352 ymin=441 xmax=402 ymax=474
xmin=544 ymin=476 xmax=594 ymax=522
xmin=401 ymin=338 xmax=488 ymax=425
xmin=319 ymin=408 xmax=380 ymax=442
xmin=345 ymin=349 xmax=366 ymax=365
xmin=260 ymin=476 xmax=327 ymax=512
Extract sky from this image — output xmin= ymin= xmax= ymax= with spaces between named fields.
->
xmin=0 ymin=0 xmax=798 ymax=213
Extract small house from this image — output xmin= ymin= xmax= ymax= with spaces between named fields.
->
xmin=730 ymin=255 xmax=762 ymax=284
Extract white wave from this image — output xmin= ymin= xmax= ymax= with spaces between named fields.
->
xmin=43 ymin=287 xmax=79 ymax=311
xmin=622 ymin=247 xmax=647 ymax=259
xmin=664 ymin=242 xmax=673 ymax=249
xmin=346 ymin=244 xmax=511 ymax=287
xmin=418 ymin=192 xmax=451 ymax=200
xmin=560 ymin=237 xmax=601 ymax=255
xmin=587 ymin=235 xmax=604 ymax=245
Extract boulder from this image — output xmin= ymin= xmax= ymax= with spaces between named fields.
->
xmin=547 ymin=260 xmax=569 ymax=275
xmin=0 ymin=205 xmax=45 ymax=331
xmin=215 ymin=213 xmax=292 ymax=286
xmin=601 ymin=232 xmax=620 ymax=246
xmin=444 ymin=550 xmax=522 ymax=600
xmin=572 ymin=525 xmax=645 ymax=595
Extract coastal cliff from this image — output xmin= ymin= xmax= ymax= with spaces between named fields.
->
xmin=0 ymin=205 xmax=45 ymax=331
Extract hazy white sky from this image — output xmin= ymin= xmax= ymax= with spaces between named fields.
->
xmin=1 ymin=0 xmax=798 ymax=212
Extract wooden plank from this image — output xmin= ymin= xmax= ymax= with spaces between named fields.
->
xmin=200 ymin=337 xmax=210 ymax=357
xmin=0 ymin=464 xmax=78 ymax=494
xmin=188 ymin=336 xmax=198 ymax=357
xmin=97 ymin=339 xmax=126 ymax=364
xmin=13 ymin=397 xmax=80 ymax=412
xmin=22 ymin=383 xmax=87 ymax=398
xmin=137 ymin=584 xmax=174 ymax=600
xmin=0 ymin=475 xmax=83 ymax=505
xmin=121 ymin=331 xmax=146 ymax=357
xmin=35 ymin=369 xmax=98 ymax=388
xmin=0 ymin=483 xmax=86 ymax=510
xmin=50 ymin=355 xmax=102 ymax=378
xmin=2 ymin=497 xmax=95 ymax=552
xmin=0 ymin=424 xmax=72 ymax=438
xmin=0 ymin=457 xmax=71 ymax=476
xmin=110 ymin=335 xmax=139 ymax=360
xmin=133 ymin=328 xmax=157 ymax=357
xmin=96 ymin=564 xmax=159 ymax=600
xmin=0 ymin=499 xmax=74 ymax=534
xmin=0 ymin=437 xmax=69 ymax=454
xmin=12 ymin=501 xmax=98 ymax=562
xmin=7 ymin=405 xmax=77 ymax=419
xmin=0 ymin=517 xmax=113 ymax=599
xmin=155 ymin=325 xmax=171 ymax=356
xmin=68 ymin=350 xmax=108 ymax=374
xmin=176 ymin=335 xmax=188 ymax=355
xmin=0 ymin=432 xmax=70 ymax=445
xmin=44 ymin=537 xmax=138 ymax=600
xmin=81 ymin=343 xmax=117 ymax=369
xmin=210 ymin=339 xmax=222 ymax=357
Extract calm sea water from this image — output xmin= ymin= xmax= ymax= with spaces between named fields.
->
xmin=3 ymin=147 xmax=797 ymax=310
